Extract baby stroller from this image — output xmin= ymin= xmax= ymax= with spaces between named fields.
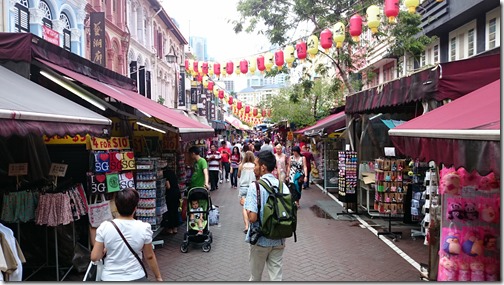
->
xmin=180 ymin=187 xmax=214 ymax=253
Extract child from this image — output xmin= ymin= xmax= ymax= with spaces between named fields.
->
xmin=189 ymin=200 xmax=204 ymax=235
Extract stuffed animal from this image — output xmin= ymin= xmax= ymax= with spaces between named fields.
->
xmin=442 ymin=234 xmax=462 ymax=255
xmin=480 ymin=204 xmax=498 ymax=223
xmin=464 ymin=202 xmax=479 ymax=220
xmin=485 ymin=262 xmax=498 ymax=281
xmin=439 ymin=256 xmax=458 ymax=281
xmin=448 ymin=202 xmax=464 ymax=220
xmin=462 ymin=231 xmax=484 ymax=257
xmin=442 ymin=172 xmax=461 ymax=195
xmin=457 ymin=260 xmax=471 ymax=281
xmin=470 ymin=261 xmax=485 ymax=281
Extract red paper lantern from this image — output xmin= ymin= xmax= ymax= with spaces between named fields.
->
xmin=267 ymin=109 xmax=272 ymax=117
xmin=296 ymin=41 xmax=307 ymax=60
xmin=202 ymin=62 xmax=209 ymax=75
xmin=218 ymin=90 xmax=224 ymax=99
xmin=253 ymin=108 xmax=258 ymax=117
xmin=261 ymin=109 xmax=266 ymax=117
xmin=184 ymin=59 xmax=189 ymax=71
xmin=274 ymin=50 xmax=284 ymax=70
xmin=226 ymin=61 xmax=234 ymax=75
xmin=245 ymin=105 xmax=251 ymax=114
xmin=196 ymin=74 xmax=202 ymax=82
xmin=257 ymin=55 xmax=265 ymax=73
xmin=349 ymin=14 xmax=363 ymax=42
xmin=320 ymin=29 xmax=333 ymax=52
xmin=240 ymin=59 xmax=249 ymax=74
xmin=193 ymin=60 xmax=199 ymax=73
xmin=214 ymin=63 xmax=221 ymax=77
xmin=384 ymin=0 xmax=399 ymax=23
xmin=228 ymin=97 xmax=233 ymax=105
xmin=207 ymin=81 xmax=214 ymax=91
xmin=237 ymin=101 xmax=242 ymax=110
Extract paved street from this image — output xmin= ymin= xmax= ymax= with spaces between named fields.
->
xmin=151 ymin=181 xmax=425 ymax=282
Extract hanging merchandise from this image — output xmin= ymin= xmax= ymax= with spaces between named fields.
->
xmin=94 ymin=152 xmax=110 ymax=173
xmin=121 ymin=151 xmax=136 ymax=170
xmin=366 ymin=5 xmax=381 ymax=34
xmin=119 ymin=172 xmax=135 ymax=190
xmin=88 ymin=194 xmax=113 ymax=228
xmin=320 ymin=29 xmax=333 ymax=52
xmin=384 ymin=0 xmax=400 ymax=23
xmin=106 ymin=173 xmax=120 ymax=193
xmin=108 ymin=151 xmax=122 ymax=172
xmin=88 ymin=174 xmax=107 ymax=194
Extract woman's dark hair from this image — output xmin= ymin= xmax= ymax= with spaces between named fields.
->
xmin=232 ymin=146 xmax=239 ymax=154
xmin=115 ymin=188 xmax=139 ymax=216
xmin=256 ymin=150 xmax=276 ymax=172
xmin=242 ymin=144 xmax=249 ymax=152
xmin=254 ymin=142 xmax=262 ymax=151
xmin=188 ymin=146 xmax=201 ymax=156
xmin=292 ymin=146 xmax=301 ymax=154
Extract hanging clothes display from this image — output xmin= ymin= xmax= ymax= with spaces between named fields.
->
xmin=0 ymin=224 xmax=26 ymax=281
xmin=1 ymin=191 xmax=38 ymax=223
xmin=34 ymin=184 xmax=88 ymax=227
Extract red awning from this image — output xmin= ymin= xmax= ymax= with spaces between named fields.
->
xmin=294 ymin=111 xmax=346 ymax=135
xmin=37 ymin=59 xmax=214 ymax=141
xmin=389 ymin=79 xmax=500 ymax=176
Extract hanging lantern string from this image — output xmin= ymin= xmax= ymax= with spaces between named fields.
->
xmin=213 ymin=2 xmax=388 ymax=62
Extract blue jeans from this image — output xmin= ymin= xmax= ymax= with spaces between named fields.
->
xmin=230 ymin=167 xmax=238 ymax=187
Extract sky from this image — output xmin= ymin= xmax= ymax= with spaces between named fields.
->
xmin=162 ymin=0 xmax=273 ymax=62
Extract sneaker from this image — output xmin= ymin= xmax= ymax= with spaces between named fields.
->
xmin=219 ymin=180 xmax=223 ymax=184
xmin=226 ymin=179 xmax=230 ymax=183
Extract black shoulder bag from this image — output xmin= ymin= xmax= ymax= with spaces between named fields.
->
xmin=110 ymin=221 xmax=148 ymax=278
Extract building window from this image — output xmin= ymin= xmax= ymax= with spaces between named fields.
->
xmin=420 ymin=52 xmax=426 ymax=67
xmin=39 ymin=0 xmax=52 ymax=28
xmin=60 ymin=13 xmax=71 ymax=52
xmin=383 ymin=62 xmax=395 ymax=82
xmin=488 ymin=18 xmax=496 ymax=49
xmin=450 ymin=37 xmax=456 ymax=61
xmin=14 ymin=1 xmax=30 ymax=33
xmin=433 ymin=45 xmax=439 ymax=63
xmin=467 ymin=28 xmax=475 ymax=57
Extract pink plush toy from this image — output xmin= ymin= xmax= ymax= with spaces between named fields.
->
xmin=442 ymin=172 xmax=461 ymax=195
xmin=470 ymin=260 xmax=485 ymax=281
xmin=485 ymin=262 xmax=498 ymax=281
xmin=480 ymin=203 xmax=498 ymax=224
xmin=439 ymin=256 xmax=458 ymax=281
xmin=457 ymin=259 xmax=471 ymax=281
xmin=462 ymin=230 xmax=484 ymax=257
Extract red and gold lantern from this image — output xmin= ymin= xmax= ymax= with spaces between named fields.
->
xmin=237 ymin=101 xmax=242 ymax=110
xmin=240 ymin=59 xmax=249 ymax=74
xmin=253 ymin=108 xmax=258 ymax=117
xmin=226 ymin=61 xmax=234 ymax=75
xmin=228 ymin=97 xmax=233 ymax=105
xmin=218 ymin=90 xmax=224 ymax=99
xmin=257 ymin=55 xmax=265 ymax=73
xmin=245 ymin=105 xmax=251 ymax=114
xmin=349 ymin=14 xmax=363 ymax=42
xmin=193 ymin=61 xmax=199 ymax=74
xmin=274 ymin=50 xmax=284 ymax=70
xmin=261 ymin=109 xmax=266 ymax=117
xmin=202 ymin=62 xmax=209 ymax=75
xmin=296 ymin=41 xmax=307 ymax=60
xmin=207 ymin=81 xmax=214 ymax=91
xmin=320 ymin=29 xmax=333 ymax=52
xmin=267 ymin=109 xmax=272 ymax=117
xmin=184 ymin=59 xmax=189 ymax=71
xmin=384 ymin=0 xmax=399 ymax=23
xmin=214 ymin=63 xmax=221 ymax=77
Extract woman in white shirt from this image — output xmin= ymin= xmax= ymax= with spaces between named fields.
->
xmin=237 ymin=151 xmax=256 ymax=233
xmin=91 ymin=188 xmax=163 ymax=281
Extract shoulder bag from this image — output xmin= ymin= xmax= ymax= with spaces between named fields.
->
xmin=110 ymin=221 xmax=148 ymax=278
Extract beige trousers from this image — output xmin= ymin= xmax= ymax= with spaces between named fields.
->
xmin=248 ymin=243 xmax=285 ymax=281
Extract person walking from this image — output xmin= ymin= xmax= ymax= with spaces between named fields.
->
xmin=206 ymin=144 xmax=221 ymax=191
xmin=244 ymin=150 xmax=290 ymax=281
xmin=230 ymin=146 xmax=241 ymax=189
xmin=218 ymin=140 xmax=231 ymax=183
xmin=237 ymin=151 xmax=256 ymax=233
xmin=286 ymin=146 xmax=308 ymax=208
xmin=188 ymin=146 xmax=210 ymax=190
xmin=91 ymin=188 xmax=163 ymax=281
xmin=273 ymin=143 xmax=289 ymax=183
xmin=161 ymin=168 xmax=181 ymax=235
xmin=260 ymin=137 xmax=273 ymax=153
xmin=301 ymin=145 xmax=315 ymax=189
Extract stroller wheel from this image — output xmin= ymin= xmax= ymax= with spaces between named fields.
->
xmin=208 ymin=232 xmax=213 ymax=243
xmin=202 ymin=243 xmax=211 ymax=252
xmin=180 ymin=243 xmax=189 ymax=253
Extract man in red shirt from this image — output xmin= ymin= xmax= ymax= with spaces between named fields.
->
xmin=301 ymin=145 xmax=315 ymax=189
xmin=218 ymin=140 xmax=232 ymax=183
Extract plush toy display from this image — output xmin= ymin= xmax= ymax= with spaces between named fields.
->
xmin=470 ymin=260 xmax=485 ymax=281
xmin=484 ymin=262 xmax=498 ymax=281
xmin=464 ymin=202 xmax=479 ymax=221
xmin=442 ymin=232 xmax=462 ymax=255
xmin=447 ymin=201 xmax=465 ymax=220
xmin=438 ymin=255 xmax=458 ymax=281
xmin=462 ymin=230 xmax=484 ymax=257
xmin=457 ymin=259 xmax=471 ymax=281
xmin=480 ymin=202 xmax=498 ymax=224
xmin=441 ymin=172 xmax=461 ymax=195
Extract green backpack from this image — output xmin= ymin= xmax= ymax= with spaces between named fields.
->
xmin=255 ymin=179 xmax=297 ymax=242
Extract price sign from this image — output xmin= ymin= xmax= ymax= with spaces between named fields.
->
xmin=8 ymin=163 xmax=28 ymax=176
xmin=49 ymin=163 xmax=68 ymax=177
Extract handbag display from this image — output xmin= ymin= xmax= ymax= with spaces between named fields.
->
xmin=110 ymin=221 xmax=148 ymax=278
xmin=83 ymin=259 xmax=104 ymax=281
xmin=88 ymin=194 xmax=113 ymax=228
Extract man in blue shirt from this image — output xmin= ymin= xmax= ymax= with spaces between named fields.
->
xmin=244 ymin=150 xmax=290 ymax=281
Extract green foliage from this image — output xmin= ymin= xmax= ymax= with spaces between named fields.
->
xmin=157 ymin=96 xmax=165 ymax=105
xmin=388 ymin=11 xmax=436 ymax=61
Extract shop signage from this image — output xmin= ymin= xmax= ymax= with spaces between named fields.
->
xmin=42 ymin=26 xmax=59 ymax=46
xmin=8 ymin=163 xmax=28 ymax=176
xmin=178 ymin=71 xmax=186 ymax=107
xmin=90 ymin=12 xmax=106 ymax=66
xmin=162 ymin=131 xmax=179 ymax=151
xmin=190 ymin=87 xmax=198 ymax=105
xmin=48 ymin=163 xmax=68 ymax=177
xmin=90 ymin=137 xmax=131 ymax=150
xmin=43 ymin=134 xmax=89 ymax=144
xmin=110 ymin=118 xmax=169 ymax=137
xmin=198 ymin=91 xmax=207 ymax=117
xmin=210 ymin=99 xmax=215 ymax=120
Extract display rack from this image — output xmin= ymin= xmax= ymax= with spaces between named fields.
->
xmin=412 ymin=165 xmax=439 ymax=241
xmin=323 ymin=138 xmax=345 ymax=193
xmin=336 ymin=150 xmax=358 ymax=215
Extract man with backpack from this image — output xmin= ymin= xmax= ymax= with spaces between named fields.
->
xmin=244 ymin=150 xmax=296 ymax=281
